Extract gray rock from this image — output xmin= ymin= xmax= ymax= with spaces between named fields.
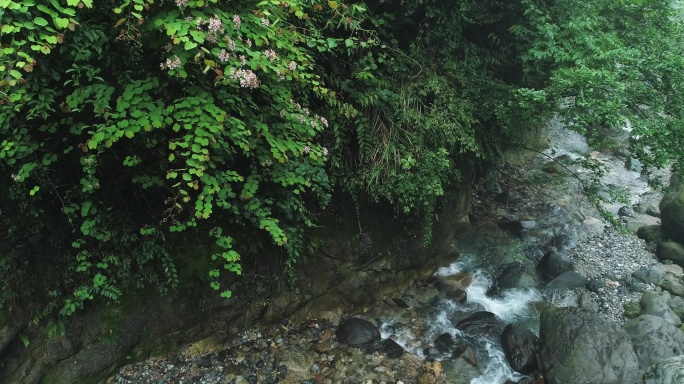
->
xmin=635 ymin=265 xmax=684 ymax=296
xmin=619 ymin=205 xmax=635 ymax=218
xmin=579 ymin=291 xmax=599 ymax=312
xmin=539 ymin=250 xmax=574 ymax=279
xmin=669 ymin=296 xmax=684 ymax=319
xmin=546 ymin=270 xmax=587 ymax=289
xmin=640 ymin=291 xmax=682 ymax=326
xmin=646 ymin=206 xmax=661 ymax=218
xmin=538 ymin=306 xmax=640 ymax=384
xmin=624 ymin=315 xmax=684 ymax=370
xmin=491 ymin=262 xmax=537 ymax=294
xmin=644 ymin=355 xmax=684 ymax=384
xmin=657 ymin=241 xmax=684 ymax=268
xmin=275 ymin=349 xmax=315 ymax=383
xmin=626 ymin=157 xmax=643 ymax=173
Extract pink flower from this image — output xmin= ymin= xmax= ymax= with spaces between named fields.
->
xmin=233 ymin=14 xmax=241 ymax=29
xmin=322 ymin=147 xmax=328 ymax=156
xmin=264 ymin=49 xmax=277 ymax=61
xmin=303 ymin=146 xmax=311 ymax=154
xmin=218 ymin=49 xmax=230 ymax=62
xmin=288 ymin=61 xmax=297 ymax=71
xmin=261 ymin=18 xmax=270 ymax=27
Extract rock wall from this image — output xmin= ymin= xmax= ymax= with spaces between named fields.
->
xmin=0 ymin=186 xmax=471 ymax=384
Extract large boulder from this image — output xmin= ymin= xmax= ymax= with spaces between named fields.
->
xmin=644 ymin=355 xmax=684 ymax=384
xmin=335 ymin=318 xmax=380 ymax=347
xmin=660 ymin=174 xmax=684 ymax=243
xmin=633 ymin=265 xmax=684 ymax=297
xmin=623 ymin=315 xmax=684 ymax=370
xmin=640 ymin=291 xmax=682 ymax=326
xmin=455 ymin=311 xmax=506 ymax=341
xmin=538 ymin=306 xmax=640 ymax=384
xmin=501 ymin=324 xmax=538 ymax=374
xmin=656 ymin=241 xmax=684 ymax=268
xmin=637 ymin=225 xmax=663 ymax=244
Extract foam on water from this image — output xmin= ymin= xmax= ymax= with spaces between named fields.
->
xmin=435 ymin=256 xmax=542 ymax=323
xmin=470 ymin=341 xmax=523 ymax=384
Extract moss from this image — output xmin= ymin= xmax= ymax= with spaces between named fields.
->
xmin=623 ymin=301 xmax=641 ymax=320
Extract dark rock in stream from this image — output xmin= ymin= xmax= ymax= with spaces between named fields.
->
xmin=538 ymin=250 xmax=574 ymax=279
xmin=335 ymin=318 xmax=380 ymax=347
xmin=538 ymin=306 xmax=640 ymax=384
xmin=489 ymin=262 xmax=537 ymax=295
xmin=455 ymin=311 xmax=505 ymax=341
xmin=379 ymin=338 xmax=405 ymax=358
xmin=618 ymin=205 xmax=635 ymax=218
xmin=501 ymin=324 xmax=539 ymax=374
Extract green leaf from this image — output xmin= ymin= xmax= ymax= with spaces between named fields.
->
xmin=33 ymin=17 xmax=49 ymax=27
xmin=54 ymin=17 xmax=69 ymax=28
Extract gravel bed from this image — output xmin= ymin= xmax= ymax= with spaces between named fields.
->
xmin=566 ymin=226 xmax=660 ymax=324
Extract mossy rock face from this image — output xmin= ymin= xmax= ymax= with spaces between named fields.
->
xmin=657 ymin=241 xmax=684 ymax=268
xmin=623 ymin=301 xmax=641 ymax=320
xmin=637 ymin=225 xmax=663 ymax=244
xmin=661 ymin=175 xmax=684 ymax=243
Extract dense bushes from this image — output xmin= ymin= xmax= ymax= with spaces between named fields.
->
xmin=1 ymin=0 xmax=683 ymax=322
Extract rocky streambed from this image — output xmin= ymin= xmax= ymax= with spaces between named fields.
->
xmin=105 ymin=124 xmax=684 ymax=384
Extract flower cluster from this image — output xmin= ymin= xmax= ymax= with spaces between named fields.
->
xmin=218 ymin=49 xmax=230 ymax=62
xmin=288 ymin=61 xmax=297 ymax=71
xmin=261 ymin=18 xmax=270 ymax=27
xmin=175 ymin=0 xmax=188 ymax=7
xmin=233 ymin=14 xmax=241 ymax=29
xmin=264 ymin=49 xmax=277 ymax=61
xmin=208 ymin=16 xmax=223 ymax=34
xmin=161 ymin=55 xmax=181 ymax=70
xmin=230 ymin=68 xmax=260 ymax=88
xmin=225 ymin=37 xmax=236 ymax=51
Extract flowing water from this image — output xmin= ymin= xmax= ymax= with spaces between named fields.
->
xmin=374 ymin=120 xmax=658 ymax=383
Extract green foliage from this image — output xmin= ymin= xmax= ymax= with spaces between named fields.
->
xmin=0 ymin=0 xmax=347 ymax=320
xmin=2 ymin=0 xmax=684 ymax=326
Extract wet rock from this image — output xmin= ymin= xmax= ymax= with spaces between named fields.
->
xmin=379 ymin=338 xmax=404 ymax=359
xmin=490 ymin=262 xmax=537 ymax=295
xmin=440 ymin=356 xmax=480 ymax=383
xmin=640 ymin=291 xmax=682 ymax=326
xmin=501 ymin=324 xmax=538 ymax=374
xmin=335 ymin=318 xmax=380 ymax=347
xmin=275 ymin=350 xmax=314 ymax=383
xmin=637 ymin=225 xmax=662 ymax=245
xmin=646 ymin=206 xmax=661 ymax=218
xmin=455 ymin=311 xmax=505 ymax=340
xmin=656 ymin=241 xmax=684 ymax=268
xmin=643 ymin=355 xmax=684 ymax=384
xmin=624 ymin=315 xmax=684 ymax=370
xmin=538 ymin=306 xmax=640 ymax=384
xmin=434 ymin=333 xmax=456 ymax=354
xmin=538 ymin=250 xmax=574 ymax=279
xmin=437 ymin=273 xmax=472 ymax=302
xmin=546 ymin=270 xmax=587 ymax=289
